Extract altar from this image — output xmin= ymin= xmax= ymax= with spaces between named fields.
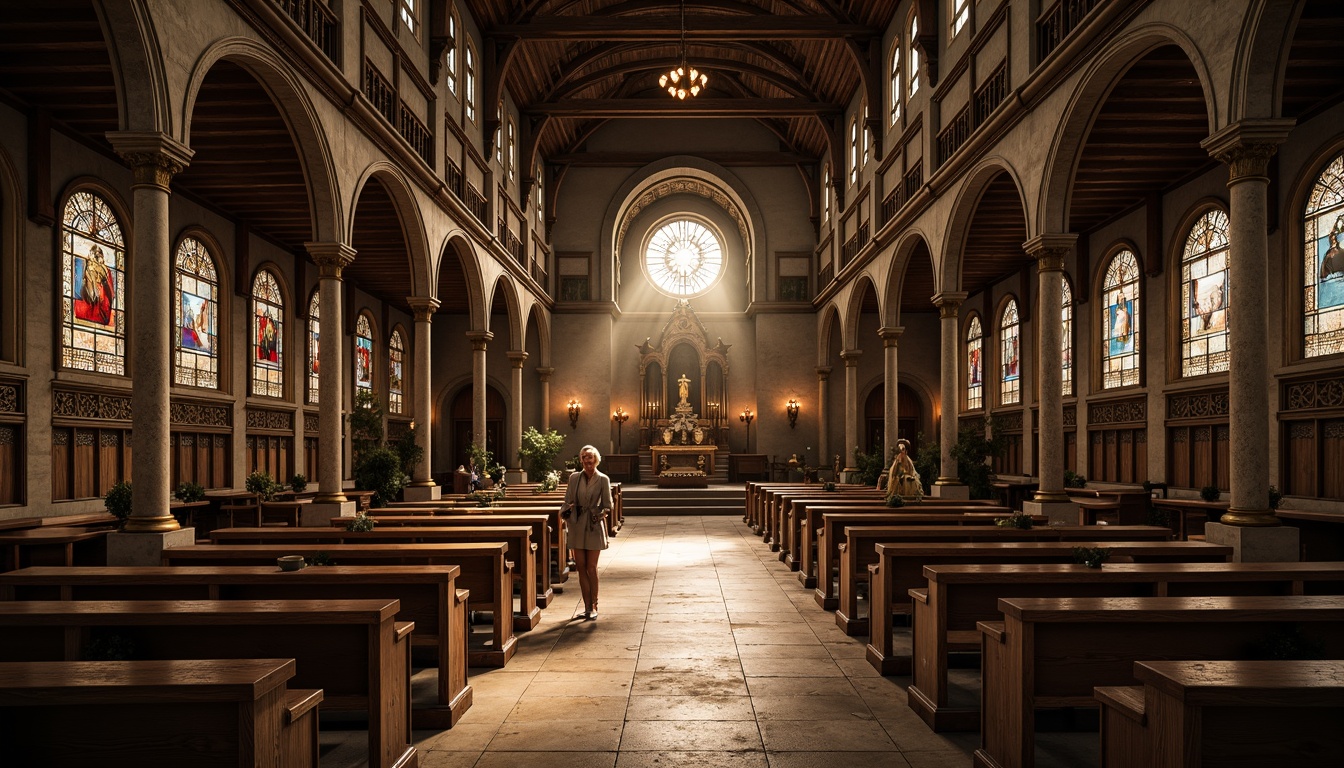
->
xmin=651 ymin=445 xmax=717 ymax=488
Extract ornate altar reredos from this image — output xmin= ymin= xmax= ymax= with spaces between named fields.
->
xmin=638 ymin=301 xmax=730 ymax=484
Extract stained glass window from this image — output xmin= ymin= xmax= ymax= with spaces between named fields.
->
xmin=389 ymin=329 xmax=406 ymax=414
xmin=953 ymin=0 xmax=969 ymax=36
xmin=890 ymin=44 xmax=901 ymax=125
xmin=355 ymin=314 xmax=374 ymax=393
xmin=909 ymin=15 xmax=921 ymax=97
xmin=60 ymin=191 xmax=126 ymax=374
xmin=306 ymin=290 xmax=320 ymax=404
xmin=1181 ymin=208 xmax=1231 ymax=376
xmin=465 ymin=44 xmax=477 ymax=123
xmin=251 ymin=270 xmax=284 ymax=398
xmin=445 ymin=12 xmax=457 ymax=95
xmin=173 ymin=237 xmax=218 ymax=388
xmin=966 ymin=314 xmax=983 ymax=410
xmin=1101 ymin=249 xmax=1141 ymax=389
xmin=1062 ymin=276 xmax=1074 ymax=396
xmin=1304 ymin=151 xmax=1344 ymax=358
xmin=999 ymin=299 xmax=1021 ymax=406
xmin=644 ymin=219 xmax=723 ymax=297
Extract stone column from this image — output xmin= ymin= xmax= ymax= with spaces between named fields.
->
xmin=467 ymin=331 xmax=493 ymax=455
xmin=508 ymin=350 xmax=528 ymax=480
xmin=879 ymin=326 xmax=904 ymax=462
xmin=1201 ymin=119 xmax=1299 ymax=560
xmin=1022 ymin=235 xmax=1078 ymax=523
xmin=306 ymin=244 xmax=356 ymax=521
xmin=106 ymin=133 xmax=195 ymax=561
xmin=536 ymin=367 xmax=554 ymax=431
xmin=840 ymin=349 xmax=862 ymax=475
xmin=816 ymin=366 xmax=831 ymax=477
xmin=404 ymin=297 xmax=440 ymax=501
xmin=932 ymin=292 xmax=969 ymax=498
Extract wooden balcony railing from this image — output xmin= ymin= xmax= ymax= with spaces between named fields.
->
xmin=445 ymin=158 xmax=464 ymax=198
xmin=857 ymin=221 xmax=870 ymax=251
xmin=362 ymin=60 xmax=397 ymax=124
xmin=273 ymin=0 xmax=339 ymax=62
xmin=881 ymin=188 xmax=901 ymax=225
xmin=1037 ymin=0 xmax=1102 ymax=62
xmin=936 ymin=105 xmax=972 ymax=166
xmin=465 ymin=182 xmax=488 ymax=223
xmin=398 ymin=104 xmax=432 ymax=165
xmin=974 ymin=64 xmax=1009 ymax=125
xmin=819 ymin=261 xmax=834 ymax=287
xmin=842 ymin=233 xmax=860 ymax=265
xmin=902 ymin=163 xmax=923 ymax=202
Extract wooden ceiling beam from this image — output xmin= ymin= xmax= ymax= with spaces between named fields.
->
xmin=526 ymin=98 xmax=840 ymax=117
xmin=487 ymin=15 xmax=877 ymax=41
xmin=548 ymin=150 xmax=814 ymax=166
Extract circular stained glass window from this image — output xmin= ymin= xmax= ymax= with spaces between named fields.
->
xmin=644 ymin=219 xmax=723 ymax=297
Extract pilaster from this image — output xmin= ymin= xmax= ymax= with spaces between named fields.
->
xmin=1024 ymin=234 xmax=1077 ymax=504
xmin=932 ymin=292 xmax=967 ymax=490
xmin=306 ymin=241 xmax=356 ymax=507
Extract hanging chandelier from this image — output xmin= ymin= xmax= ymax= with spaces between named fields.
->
xmin=658 ymin=0 xmax=708 ymax=99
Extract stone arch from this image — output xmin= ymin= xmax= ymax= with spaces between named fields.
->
xmin=436 ymin=232 xmax=487 ymax=331
xmin=1229 ymin=0 xmax=1307 ymax=120
xmin=817 ymin=301 xmax=843 ymax=366
xmin=523 ymin=299 xmax=552 ymax=368
xmin=348 ymin=162 xmax=432 ymax=299
xmin=0 ymin=143 xmax=23 ymax=363
xmin=487 ymin=273 xmax=524 ymax=351
xmin=181 ymin=38 xmax=342 ymax=243
xmin=939 ymin=158 xmax=1031 ymax=294
xmin=882 ymin=228 xmax=936 ymax=327
xmin=843 ymin=274 xmax=881 ymax=351
xmin=1037 ymin=24 xmax=1218 ymax=237
xmin=95 ymin=0 xmax=172 ymax=133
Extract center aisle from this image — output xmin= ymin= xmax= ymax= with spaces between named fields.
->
xmin=410 ymin=515 xmax=981 ymax=767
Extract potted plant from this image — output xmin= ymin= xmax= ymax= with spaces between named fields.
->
xmin=289 ymin=473 xmax=308 ymax=494
xmin=245 ymin=471 xmax=282 ymax=501
xmin=996 ymin=512 xmax=1034 ymax=529
xmin=1063 ymin=470 xmax=1088 ymax=489
xmin=1073 ymin=546 xmax=1111 ymax=568
xmin=518 ymin=427 xmax=566 ymax=482
xmin=352 ymin=447 xmax=407 ymax=508
xmin=345 ymin=513 xmax=376 ymax=532
xmin=104 ymin=481 xmax=133 ymax=528
xmin=1200 ymin=485 xmax=1221 ymax=502
xmin=173 ymin=481 xmax=206 ymax=504
xmin=535 ymin=470 xmax=560 ymax=494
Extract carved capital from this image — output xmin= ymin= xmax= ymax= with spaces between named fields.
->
xmin=840 ymin=349 xmax=863 ymax=366
xmin=407 ymin=297 xmax=441 ymax=323
xmin=508 ymin=350 xmax=529 ymax=368
xmin=815 ymin=366 xmax=832 ymax=382
xmin=1201 ymin=119 xmax=1295 ymax=182
xmin=932 ymin=291 xmax=967 ymax=319
xmin=878 ymin=325 xmax=904 ymax=347
xmin=466 ymin=330 xmax=493 ymax=351
xmin=107 ymin=132 xmax=193 ymax=192
xmin=305 ymin=242 xmax=357 ymax=278
xmin=1023 ymin=233 xmax=1076 ymax=272
xmin=535 ymin=366 xmax=555 ymax=382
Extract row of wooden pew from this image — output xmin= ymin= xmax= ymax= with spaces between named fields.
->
xmin=0 ymin=485 xmax=585 ymax=768
xmin=743 ymin=481 xmax=1344 ymax=768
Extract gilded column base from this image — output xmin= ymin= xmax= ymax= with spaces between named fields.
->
xmin=313 ymin=492 xmax=349 ymax=504
xmin=409 ymin=479 xmax=438 ymax=487
xmin=1032 ymin=491 xmax=1072 ymax=504
xmin=933 ymin=477 xmax=961 ymax=486
xmin=122 ymin=515 xmax=182 ymax=533
xmin=1218 ymin=509 xmax=1282 ymax=527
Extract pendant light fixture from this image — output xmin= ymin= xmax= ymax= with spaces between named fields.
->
xmin=658 ymin=0 xmax=708 ymax=99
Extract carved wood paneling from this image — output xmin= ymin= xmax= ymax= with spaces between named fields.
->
xmin=996 ymin=411 xmax=1023 ymax=432
xmin=246 ymin=407 xmax=294 ymax=432
xmin=1167 ymin=388 xmax=1229 ymax=421
xmin=53 ymin=387 xmax=132 ymax=422
xmin=1088 ymin=396 xmax=1146 ymax=426
xmin=0 ymin=380 xmax=22 ymax=414
xmin=170 ymin=399 xmax=233 ymax=428
xmin=1283 ymin=375 xmax=1344 ymax=412
xmin=1063 ymin=404 xmax=1076 ymax=428
xmin=303 ymin=413 xmax=320 ymax=434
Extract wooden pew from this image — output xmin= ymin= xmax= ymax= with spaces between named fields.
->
xmin=905 ymin=561 xmax=1344 ymax=731
xmin=163 ymin=542 xmax=516 ymax=667
xmin=832 ymin=524 xmax=1171 ymax=631
xmin=210 ymin=525 xmax=541 ymax=631
xmin=0 ymin=512 xmax=119 ymax=532
xmin=0 ymin=526 xmax=110 ymax=572
xmin=0 ymin=599 xmax=417 ymax=768
xmin=759 ymin=487 xmax=886 ymax=546
xmin=346 ymin=513 xmax=554 ymax=607
xmin=1147 ymin=497 xmax=1228 ymax=540
xmin=782 ymin=496 xmax=1003 ymax=571
xmin=1095 ymin=659 xmax=1344 ymax=768
xmin=1 ymin=564 xmax=474 ymax=729
xmin=0 ymin=658 xmax=321 ymax=768
xmin=389 ymin=504 xmax=570 ymax=586
xmin=974 ymin=595 xmax=1344 ymax=768
xmin=864 ymin=540 xmax=1233 ymax=677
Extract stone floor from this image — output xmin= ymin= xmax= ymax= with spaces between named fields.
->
xmin=320 ymin=515 xmax=1092 ymax=767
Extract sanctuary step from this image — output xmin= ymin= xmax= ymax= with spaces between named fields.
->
xmin=619 ymin=485 xmax=745 ymax=516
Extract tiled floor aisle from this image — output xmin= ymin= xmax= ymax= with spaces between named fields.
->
xmin=324 ymin=515 xmax=984 ymax=767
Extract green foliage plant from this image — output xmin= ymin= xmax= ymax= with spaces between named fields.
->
xmin=913 ymin=433 xmax=941 ymax=494
xmin=104 ymin=481 xmax=133 ymax=526
xmin=308 ymin=552 xmax=335 ymax=566
xmin=465 ymin=490 xmax=496 ymax=507
xmin=518 ymin=427 xmax=567 ymax=480
xmin=1073 ymin=546 xmax=1111 ymax=568
xmin=348 ymin=389 xmax=384 ymax=464
xmin=823 ymin=481 xmax=836 ymax=492
xmin=245 ymin=471 xmax=282 ymax=501
xmin=352 ymin=447 xmax=407 ymax=508
xmin=535 ymin=470 xmax=560 ymax=494
xmin=394 ymin=425 xmax=423 ymax=478
xmin=289 ymin=474 xmax=308 ymax=493
xmin=949 ymin=419 xmax=1008 ymax=500
xmin=996 ymin=512 xmax=1034 ymax=529
xmin=852 ymin=445 xmax=885 ymax=487
xmin=345 ymin=513 xmax=376 ymax=532
xmin=1200 ymin=485 xmax=1221 ymax=502
xmin=173 ymin=481 xmax=206 ymax=504
xmin=885 ymin=494 xmax=905 ymax=508
xmin=1063 ymin=470 xmax=1088 ymax=489
xmin=1268 ymin=485 xmax=1284 ymax=510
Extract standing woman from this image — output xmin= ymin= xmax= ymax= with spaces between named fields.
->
xmin=563 ymin=445 xmax=612 ymax=619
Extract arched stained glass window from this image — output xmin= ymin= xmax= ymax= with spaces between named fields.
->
xmin=389 ymin=329 xmax=406 ymax=414
xmin=1101 ymin=249 xmax=1141 ymax=389
xmin=306 ymin=290 xmax=320 ymax=404
xmin=61 ymin=191 xmax=126 ymax=374
xmin=1304 ymin=151 xmax=1344 ymax=358
xmin=644 ymin=219 xmax=723 ymax=298
xmin=909 ymin=15 xmax=921 ymax=97
xmin=1180 ymin=209 xmax=1231 ymax=376
xmin=174 ymin=237 xmax=218 ymax=389
xmin=251 ymin=270 xmax=284 ymax=398
xmin=1062 ymin=277 xmax=1074 ymax=397
xmin=966 ymin=314 xmax=983 ymax=410
xmin=889 ymin=43 xmax=901 ymax=125
xmin=999 ymin=299 xmax=1021 ymax=406
xmin=355 ymin=314 xmax=375 ymax=393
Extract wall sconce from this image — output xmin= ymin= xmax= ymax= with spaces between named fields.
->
xmin=612 ymin=407 xmax=629 ymax=452
xmin=786 ymin=399 xmax=800 ymax=429
xmin=567 ymin=399 xmax=581 ymax=429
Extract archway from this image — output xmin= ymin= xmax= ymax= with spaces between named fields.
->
xmin=450 ymin=384 xmax=506 ymax=475
xmin=864 ymin=383 xmax=925 ymax=458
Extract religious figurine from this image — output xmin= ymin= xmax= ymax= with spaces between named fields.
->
xmin=886 ymin=439 xmax=924 ymax=501
xmin=677 ymin=373 xmax=690 ymax=406
xmin=833 ymin=453 xmax=842 ymax=479
xmin=659 ymin=454 xmax=670 ymax=472
xmin=662 ymin=427 xmax=673 ymax=445
xmin=692 ymin=427 xmax=704 ymax=445
xmin=696 ymin=454 xmax=706 ymax=472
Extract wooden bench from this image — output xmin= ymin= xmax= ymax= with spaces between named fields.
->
xmin=0 ymin=599 xmax=417 ymax=768
xmin=1147 ymin=497 xmax=1228 ymax=540
xmin=1096 ymin=659 xmax=1344 ymax=768
xmin=864 ymin=540 xmax=1234 ymax=677
xmin=974 ymin=595 xmax=1344 ymax=768
xmin=905 ymin=561 xmax=1344 ymax=731
xmin=782 ymin=496 xmax=1002 ymax=570
xmin=1067 ymin=488 xmax=1153 ymax=526
xmin=163 ymin=541 xmax=516 ymax=667
xmin=0 ymin=526 xmax=110 ymax=572
xmin=388 ymin=504 xmax=570 ymax=586
xmin=0 ymin=563 xmax=474 ymax=729
xmin=348 ymin=513 xmax=555 ymax=607
xmin=210 ymin=525 xmax=541 ymax=631
xmin=1277 ymin=508 xmax=1344 ymax=561
xmin=0 ymin=658 xmax=321 ymax=768
xmin=0 ymin=512 xmax=119 ymax=532
xmin=759 ymin=487 xmax=885 ymax=547
xmin=832 ymin=524 xmax=1171 ymax=632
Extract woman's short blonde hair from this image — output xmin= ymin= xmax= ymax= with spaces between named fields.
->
xmin=579 ymin=444 xmax=602 ymax=464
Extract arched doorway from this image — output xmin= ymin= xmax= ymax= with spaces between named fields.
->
xmin=864 ymin=383 xmax=924 ymax=459
xmin=450 ymin=385 xmax=506 ymax=470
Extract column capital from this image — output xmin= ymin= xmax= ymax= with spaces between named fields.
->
xmin=305 ymin=242 xmax=357 ymax=278
xmin=407 ymin=297 xmax=440 ymax=322
xmin=932 ymin=292 xmax=967 ymax=318
xmin=1201 ymin=119 xmax=1295 ymax=181
xmin=815 ymin=366 xmax=832 ymax=381
xmin=535 ymin=366 xmax=555 ymax=382
xmin=466 ymin=330 xmax=494 ymax=351
xmin=1023 ymin=233 xmax=1077 ymax=272
xmin=107 ymin=131 xmax=193 ymax=191
xmin=840 ymin=349 xmax=863 ymax=366
xmin=508 ymin=350 xmax=529 ymax=368
xmin=878 ymin=326 xmax=904 ymax=346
